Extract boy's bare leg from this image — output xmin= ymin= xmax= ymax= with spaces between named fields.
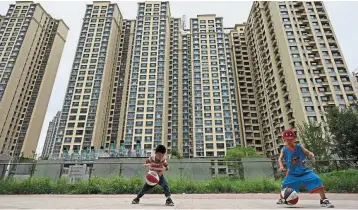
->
xmin=316 ymin=188 xmax=326 ymax=200
xmin=314 ymin=188 xmax=334 ymax=208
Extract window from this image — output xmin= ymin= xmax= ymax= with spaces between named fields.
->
xmin=303 ymin=97 xmax=312 ymax=102
xmin=301 ymin=87 xmax=309 ymax=93
xmin=308 ymin=116 xmax=317 ymax=122
xmin=296 ymin=70 xmax=304 ymax=75
xmin=288 ymin=39 xmax=296 ymax=43
xmin=305 ymin=106 xmax=315 ymax=112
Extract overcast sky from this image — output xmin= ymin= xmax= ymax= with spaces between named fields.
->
xmin=0 ymin=1 xmax=357 ymax=155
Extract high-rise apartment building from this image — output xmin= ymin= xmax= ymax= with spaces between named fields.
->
xmin=107 ymin=19 xmax=136 ymax=150
xmin=53 ymin=1 xmax=122 ymax=156
xmin=0 ymin=1 xmax=68 ymax=158
xmin=190 ymin=15 xmax=240 ymax=157
xmin=351 ymin=69 xmax=358 ymax=95
xmin=245 ymin=1 xmax=357 ymax=157
xmin=167 ymin=17 xmax=183 ymax=154
xmin=53 ymin=1 xmax=356 ymax=158
xmin=180 ymin=29 xmax=193 ymax=157
xmin=41 ymin=111 xmax=61 ymax=158
xmin=122 ymin=1 xmax=171 ymax=151
xmin=0 ymin=15 xmax=4 ymax=26
xmin=230 ymin=24 xmax=263 ymax=154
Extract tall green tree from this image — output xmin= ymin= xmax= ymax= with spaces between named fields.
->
xmin=326 ymin=105 xmax=358 ymax=160
xmin=224 ymin=146 xmax=262 ymax=178
xmin=170 ymin=148 xmax=183 ymax=160
xmin=224 ymin=146 xmax=262 ymax=161
xmin=297 ymin=120 xmax=332 ymax=160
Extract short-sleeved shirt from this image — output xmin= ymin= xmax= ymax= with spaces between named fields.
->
xmin=282 ymin=144 xmax=312 ymax=176
xmin=145 ymin=156 xmax=168 ymax=176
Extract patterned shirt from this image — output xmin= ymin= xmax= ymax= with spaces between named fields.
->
xmin=145 ymin=156 xmax=168 ymax=176
xmin=282 ymin=143 xmax=312 ymax=176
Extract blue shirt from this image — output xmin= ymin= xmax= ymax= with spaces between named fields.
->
xmin=282 ymin=144 xmax=312 ymax=176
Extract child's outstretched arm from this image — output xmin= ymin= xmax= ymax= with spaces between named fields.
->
xmin=301 ymin=145 xmax=315 ymax=158
xmin=143 ymin=157 xmax=152 ymax=168
xmin=163 ymin=160 xmax=169 ymax=171
xmin=278 ymin=149 xmax=286 ymax=172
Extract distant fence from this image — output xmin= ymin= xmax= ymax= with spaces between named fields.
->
xmin=0 ymin=158 xmax=357 ymax=182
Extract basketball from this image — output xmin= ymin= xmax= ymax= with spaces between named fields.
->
xmin=145 ymin=171 xmax=159 ymax=186
xmin=280 ymin=187 xmax=299 ymax=205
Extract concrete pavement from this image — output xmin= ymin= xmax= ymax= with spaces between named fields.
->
xmin=0 ymin=194 xmax=357 ymax=209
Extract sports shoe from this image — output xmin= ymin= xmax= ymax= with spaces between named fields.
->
xmin=320 ymin=199 xmax=334 ymax=208
xmin=276 ymin=198 xmax=286 ymax=205
xmin=132 ymin=198 xmax=140 ymax=204
xmin=165 ymin=197 xmax=174 ymax=206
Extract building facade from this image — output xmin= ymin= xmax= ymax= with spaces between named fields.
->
xmin=53 ymin=1 xmax=357 ymax=158
xmin=53 ymin=1 xmax=122 ymax=156
xmin=166 ymin=17 xmax=183 ymax=154
xmin=0 ymin=15 xmax=4 ymax=26
xmin=0 ymin=1 xmax=68 ymax=158
xmin=189 ymin=15 xmax=241 ymax=157
xmin=41 ymin=111 xmax=61 ymax=157
xmin=122 ymin=1 xmax=172 ymax=151
xmin=351 ymin=69 xmax=358 ymax=96
xmin=230 ymin=24 xmax=263 ymax=155
xmin=106 ymin=19 xmax=136 ymax=150
xmin=245 ymin=1 xmax=357 ymax=157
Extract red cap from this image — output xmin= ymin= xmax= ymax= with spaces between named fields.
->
xmin=282 ymin=129 xmax=296 ymax=141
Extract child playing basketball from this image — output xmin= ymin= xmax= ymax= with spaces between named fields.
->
xmin=132 ymin=144 xmax=174 ymax=206
xmin=277 ymin=129 xmax=334 ymax=208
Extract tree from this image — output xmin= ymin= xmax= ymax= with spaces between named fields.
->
xmin=224 ymin=146 xmax=263 ymax=161
xmin=326 ymin=105 xmax=358 ymax=160
xmin=224 ymin=146 xmax=262 ymax=178
xmin=297 ymin=120 xmax=332 ymax=160
xmin=170 ymin=148 xmax=183 ymax=160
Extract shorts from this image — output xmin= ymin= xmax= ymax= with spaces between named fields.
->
xmin=281 ymin=171 xmax=324 ymax=193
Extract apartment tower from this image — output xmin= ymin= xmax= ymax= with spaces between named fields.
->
xmin=53 ymin=1 xmax=122 ymax=156
xmin=246 ymin=1 xmax=357 ymax=157
xmin=106 ymin=19 xmax=136 ymax=150
xmin=41 ymin=111 xmax=61 ymax=157
xmin=166 ymin=17 xmax=183 ymax=154
xmin=190 ymin=15 xmax=240 ymax=157
xmin=0 ymin=15 xmax=4 ymax=26
xmin=351 ymin=69 xmax=358 ymax=95
xmin=181 ymin=29 xmax=193 ymax=157
xmin=121 ymin=1 xmax=171 ymax=151
xmin=0 ymin=1 xmax=68 ymax=158
xmin=230 ymin=24 xmax=263 ymax=155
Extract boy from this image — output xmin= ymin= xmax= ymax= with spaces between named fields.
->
xmin=277 ymin=129 xmax=334 ymax=208
xmin=132 ymin=144 xmax=174 ymax=206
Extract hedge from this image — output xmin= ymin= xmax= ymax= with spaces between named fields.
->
xmin=0 ymin=170 xmax=357 ymax=194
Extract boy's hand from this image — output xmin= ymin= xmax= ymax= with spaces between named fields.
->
xmin=279 ymin=166 xmax=286 ymax=172
xmin=308 ymin=152 xmax=315 ymax=158
xmin=142 ymin=164 xmax=150 ymax=168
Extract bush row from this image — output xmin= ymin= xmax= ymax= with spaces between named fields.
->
xmin=0 ymin=170 xmax=357 ymax=194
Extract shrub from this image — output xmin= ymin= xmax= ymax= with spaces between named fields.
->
xmin=0 ymin=170 xmax=357 ymax=194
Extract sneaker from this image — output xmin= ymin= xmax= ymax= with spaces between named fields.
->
xmin=320 ymin=199 xmax=334 ymax=208
xmin=165 ymin=197 xmax=174 ymax=206
xmin=132 ymin=198 xmax=140 ymax=204
xmin=277 ymin=198 xmax=286 ymax=205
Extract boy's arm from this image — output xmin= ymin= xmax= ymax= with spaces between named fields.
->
xmin=163 ymin=160 xmax=169 ymax=171
xmin=145 ymin=157 xmax=152 ymax=164
xmin=143 ymin=157 xmax=152 ymax=167
xmin=278 ymin=149 xmax=285 ymax=169
xmin=301 ymin=145 xmax=314 ymax=158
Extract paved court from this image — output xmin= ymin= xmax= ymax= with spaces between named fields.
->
xmin=0 ymin=194 xmax=357 ymax=209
